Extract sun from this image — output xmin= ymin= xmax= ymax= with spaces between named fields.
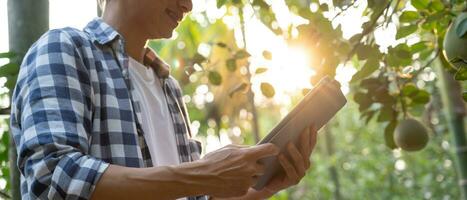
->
xmin=269 ymin=45 xmax=314 ymax=91
xmin=251 ymin=41 xmax=315 ymax=105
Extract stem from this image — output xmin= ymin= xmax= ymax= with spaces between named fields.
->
xmin=238 ymin=6 xmax=261 ymax=143
xmin=393 ymin=64 xmax=408 ymax=118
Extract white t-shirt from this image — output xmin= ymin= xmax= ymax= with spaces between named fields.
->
xmin=128 ymin=57 xmax=180 ymax=167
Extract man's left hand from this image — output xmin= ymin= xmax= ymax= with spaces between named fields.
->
xmin=254 ymin=126 xmax=318 ymax=198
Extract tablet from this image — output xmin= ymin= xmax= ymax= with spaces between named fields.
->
xmin=253 ymin=76 xmax=347 ymax=190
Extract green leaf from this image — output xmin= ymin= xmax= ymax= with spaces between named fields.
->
xmin=410 ymin=41 xmax=427 ymax=53
xmin=216 ymin=0 xmax=228 ymax=8
xmin=0 ymin=52 xmax=16 ymax=58
xmin=463 ymin=91 xmax=467 ymax=102
xmin=401 ymin=83 xmax=418 ymax=96
xmin=455 ymin=13 xmax=467 ymax=38
xmin=408 ymin=104 xmax=425 ymax=117
xmin=354 ymin=91 xmax=372 ymax=112
xmin=356 ymin=44 xmax=381 ymax=60
xmin=411 ymin=89 xmax=430 ymax=104
xmin=319 ymin=3 xmax=329 ymax=11
xmin=0 ymin=63 xmax=20 ymax=77
xmin=400 ymin=11 xmax=420 ymax=23
xmin=192 ymin=53 xmax=207 ymax=64
xmin=350 ymin=59 xmax=379 ymax=83
xmin=0 ymin=131 xmax=9 ymax=162
xmin=226 ymin=58 xmax=237 ymax=72
xmin=396 ymin=48 xmax=412 ymax=59
xmin=378 ymin=106 xmax=395 ymax=122
xmin=411 ymin=0 xmax=429 ymax=10
xmin=232 ymin=0 xmax=241 ymax=5
xmin=374 ymin=88 xmax=395 ymax=105
xmin=360 ymin=78 xmax=381 ymax=91
xmin=396 ymin=24 xmax=418 ymax=39
xmin=387 ymin=44 xmax=412 ymax=67
xmin=255 ymin=67 xmax=268 ymax=74
xmin=5 ymin=75 xmax=18 ymax=90
xmin=252 ymin=0 xmax=269 ymax=8
xmin=208 ymin=71 xmax=222 ymax=86
xmin=253 ymin=0 xmax=282 ymax=35
xmin=229 ymin=82 xmax=249 ymax=97
xmin=260 ymin=82 xmax=275 ymax=98
xmin=356 ymin=45 xmax=372 ymax=60
xmin=262 ymin=50 xmax=272 ymax=60
xmin=429 ymin=0 xmax=445 ymax=12
xmin=234 ymin=50 xmax=251 ymax=59
xmin=384 ymin=120 xmax=398 ymax=149
xmin=216 ymin=42 xmax=228 ymax=48
xmin=454 ymin=65 xmax=467 ymax=80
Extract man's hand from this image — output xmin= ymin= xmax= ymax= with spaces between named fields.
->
xmin=255 ymin=126 xmax=318 ymax=198
xmin=198 ymin=143 xmax=280 ymax=198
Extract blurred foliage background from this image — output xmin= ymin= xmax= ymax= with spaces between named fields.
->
xmin=1 ymin=0 xmax=467 ymax=199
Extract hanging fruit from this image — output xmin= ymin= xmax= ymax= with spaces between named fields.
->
xmin=393 ymin=118 xmax=429 ymax=152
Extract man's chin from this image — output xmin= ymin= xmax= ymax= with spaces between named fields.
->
xmin=151 ymin=31 xmax=174 ymax=39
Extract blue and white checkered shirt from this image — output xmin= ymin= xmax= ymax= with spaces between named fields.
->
xmin=10 ymin=18 xmax=206 ymax=200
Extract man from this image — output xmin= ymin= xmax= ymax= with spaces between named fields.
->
xmin=10 ymin=0 xmax=317 ymax=199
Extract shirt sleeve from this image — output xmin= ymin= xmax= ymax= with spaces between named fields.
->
xmin=10 ymin=29 xmax=109 ymax=200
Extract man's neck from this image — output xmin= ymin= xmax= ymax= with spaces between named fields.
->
xmin=102 ymin=8 xmax=147 ymax=63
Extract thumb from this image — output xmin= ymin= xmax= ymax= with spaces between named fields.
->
xmin=245 ymin=143 xmax=280 ymax=160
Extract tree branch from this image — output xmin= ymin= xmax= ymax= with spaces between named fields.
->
xmin=384 ymin=0 xmax=401 ymax=28
xmin=410 ymin=49 xmax=441 ymax=80
xmin=331 ymin=0 xmax=357 ymax=21
xmin=0 ymin=190 xmax=11 ymax=199
xmin=344 ymin=0 xmax=393 ymax=63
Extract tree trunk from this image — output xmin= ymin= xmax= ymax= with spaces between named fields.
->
xmin=97 ymin=4 xmax=102 ymax=17
xmin=323 ymin=124 xmax=341 ymax=200
xmin=435 ymin=57 xmax=467 ymax=199
xmin=7 ymin=0 xmax=49 ymax=199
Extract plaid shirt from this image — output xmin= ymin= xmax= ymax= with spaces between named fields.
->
xmin=10 ymin=18 xmax=206 ymax=200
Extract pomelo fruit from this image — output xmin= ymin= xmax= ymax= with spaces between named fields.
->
xmin=394 ymin=118 xmax=429 ymax=152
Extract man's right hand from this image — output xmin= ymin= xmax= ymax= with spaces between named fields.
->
xmin=92 ymin=143 xmax=279 ymax=200
xmin=196 ymin=143 xmax=279 ymax=198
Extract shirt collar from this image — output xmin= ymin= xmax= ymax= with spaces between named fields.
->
xmin=143 ymin=47 xmax=171 ymax=79
xmin=84 ymin=17 xmax=121 ymax=45
xmin=84 ymin=18 xmax=171 ymax=78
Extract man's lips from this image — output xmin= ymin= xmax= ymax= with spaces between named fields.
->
xmin=165 ymin=9 xmax=182 ymax=24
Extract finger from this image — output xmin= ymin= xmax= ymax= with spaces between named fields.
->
xmin=278 ymin=154 xmax=299 ymax=181
xmin=245 ymin=143 xmax=280 ymax=160
xmin=300 ymin=127 xmax=311 ymax=169
xmin=225 ymin=144 xmax=249 ymax=149
xmin=300 ymin=127 xmax=311 ymax=161
xmin=287 ymin=143 xmax=306 ymax=176
xmin=309 ymin=126 xmax=318 ymax=154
